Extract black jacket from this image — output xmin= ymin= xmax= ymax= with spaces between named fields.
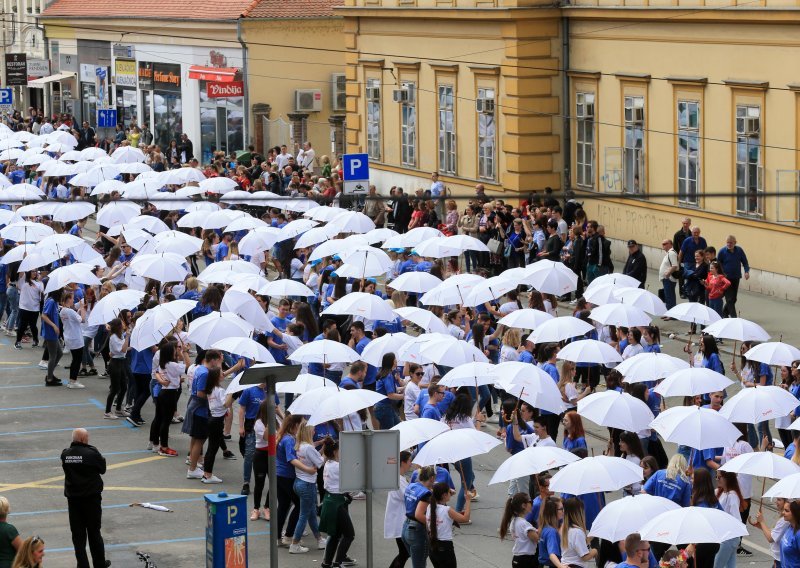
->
xmin=585 ymin=235 xmax=613 ymax=272
xmin=393 ymin=195 xmax=412 ymax=229
xmin=61 ymin=441 xmax=106 ymax=499
xmin=623 ymin=250 xmax=648 ymax=287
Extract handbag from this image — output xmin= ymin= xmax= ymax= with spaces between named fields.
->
xmin=487 ymin=238 xmax=504 ymax=255
xmin=657 ymin=288 xmax=666 ymax=301
xmin=503 ymin=242 xmax=513 ymax=258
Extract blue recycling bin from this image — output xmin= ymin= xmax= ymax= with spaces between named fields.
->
xmin=205 ymin=492 xmax=248 ymax=568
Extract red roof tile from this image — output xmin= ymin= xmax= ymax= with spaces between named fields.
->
xmin=243 ymin=0 xmax=339 ymax=18
xmin=41 ymin=0 xmax=253 ymax=20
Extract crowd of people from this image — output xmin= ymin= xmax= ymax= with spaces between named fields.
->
xmin=0 ymin=119 xmax=794 ymax=568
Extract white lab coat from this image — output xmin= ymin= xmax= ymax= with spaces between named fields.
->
xmin=384 ymin=474 xmax=409 ymax=539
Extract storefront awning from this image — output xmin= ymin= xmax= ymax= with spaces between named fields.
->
xmin=188 ymin=65 xmax=239 ymax=82
xmin=28 ymin=72 xmax=76 ymax=88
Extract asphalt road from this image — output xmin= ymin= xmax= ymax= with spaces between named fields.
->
xmin=0 ymin=276 xmax=790 ymax=568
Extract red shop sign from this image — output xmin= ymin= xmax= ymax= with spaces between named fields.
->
xmin=207 ymin=81 xmax=244 ymax=98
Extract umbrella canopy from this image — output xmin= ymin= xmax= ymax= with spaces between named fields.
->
xmin=187 ymin=311 xmax=255 ymax=349
xmin=277 ymin=218 xmax=318 ymax=241
xmin=519 ymin=260 xmax=578 ymax=295
xmin=585 ymin=273 xmax=641 ymax=291
xmin=129 ymin=303 xmax=191 ymax=351
xmin=198 ymin=260 xmax=261 ymax=284
xmin=43 ymin=263 xmax=101 ymax=294
xmin=462 ymin=275 xmax=517 ymax=307
xmin=419 ymin=274 xmax=485 ymax=307
xmin=764 ymin=472 xmax=800 ymax=499
xmin=578 ymin=390 xmax=655 ymax=432
xmin=590 ymin=303 xmax=651 ymax=327
xmin=383 ymin=226 xmax=443 ymax=249
xmin=639 ymin=507 xmax=748 ymax=545
xmin=129 ymin=252 xmax=189 ymax=282
xmin=327 ymin=210 xmax=375 ymax=234
xmin=96 ymin=202 xmax=141 ymax=227
xmin=557 ymin=339 xmax=623 ymax=365
xmin=52 ymin=201 xmax=96 ymax=223
xmin=309 ymin=236 xmax=368 ymax=262
xmin=718 ymin=385 xmax=799 ymax=424
xmin=365 ymin=227 xmax=398 ymax=245
xmin=199 ymin=176 xmax=238 ymax=194
xmin=439 ymin=362 xmax=498 ymax=388
xmin=223 ymin=214 xmax=267 ymax=233
xmin=650 ymin=406 xmax=741 ymax=450
xmin=393 ymin=306 xmax=448 ymax=334
xmin=308 ymin=389 xmax=386 ymax=426
xmin=108 ymin=215 xmax=170 ymax=238
xmin=290 ymin=339 xmax=360 ymax=365
xmin=149 ymin=231 xmax=203 ymax=256
xmin=238 ymin=228 xmax=281 ymax=257
xmin=550 ymin=456 xmax=643 ymax=495
xmin=390 ymin=419 xmax=451 ymax=451
xmin=615 ymin=352 xmax=691 ymax=383
xmin=388 ymin=271 xmax=443 ymax=294
xmin=90 ymin=179 xmax=126 ymax=197
xmin=286 ymin=385 xmax=344 ymax=414
xmin=489 ymin=446 xmax=580 ymax=485
xmin=743 ymin=342 xmax=800 ymax=367
xmin=258 ymin=279 xmax=314 ymax=298
xmin=276 ymin=374 xmax=331 ymax=395
xmin=220 ymin=288 xmax=274 ymax=332
xmin=117 ymin=161 xmax=152 ymax=174
xmin=720 ymin=452 xmax=800 ymax=479
xmin=588 ymin=495 xmax=681 ymax=542
xmin=529 ymin=316 xmax=593 ymax=344
xmin=322 ymin=292 xmax=396 ymax=321
xmin=494 ymin=361 xmax=568 ymax=415
xmin=497 ymin=308 xmax=554 ymax=330
xmin=0 ymin=221 xmax=54 ymax=243
xmin=412 ymin=429 xmax=502 ymax=467
xmin=212 ymin=337 xmax=275 ymax=363
xmin=412 ymin=237 xmax=460 ymax=259
xmin=613 ymin=287 xmax=667 ymax=316
xmin=704 ymin=317 xmax=770 ymax=342
xmin=294 ymin=225 xmax=339 ymax=249
xmin=653 ymin=368 xmax=734 ymax=397
xmin=442 ymin=234 xmax=490 ymax=253
xmin=338 ymin=246 xmax=392 ymax=279
xmin=583 ymin=283 xmax=622 ymax=306
xmin=359 ymin=332 xmax=413 ymax=367
xmin=418 ymin=335 xmax=489 ymax=367
xmin=87 ymin=290 xmax=146 ymax=325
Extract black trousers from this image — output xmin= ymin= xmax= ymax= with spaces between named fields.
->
xmin=67 ymin=495 xmax=106 ymax=568
xmin=723 ymin=278 xmax=740 ymax=318
xmin=130 ymin=372 xmax=152 ymax=421
xmin=390 ymin=537 xmax=410 ymax=568
xmin=430 ymin=540 xmax=457 ymax=568
xmin=149 ymin=389 xmax=179 ymax=447
xmin=324 ymin=504 xmax=355 ymax=564
xmin=15 ymin=308 xmax=38 ymax=344
xmin=512 ymin=555 xmax=538 ymax=568
xmin=277 ymin=475 xmax=300 ymax=538
xmin=69 ymin=347 xmax=83 ymax=381
xmin=253 ymin=449 xmax=269 ymax=510
xmin=575 ymin=366 xmax=600 ymax=390
xmin=204 ymin=415 xmax=226 ymax=475
xmin=105 ymin=358 xmax=127 ymax=413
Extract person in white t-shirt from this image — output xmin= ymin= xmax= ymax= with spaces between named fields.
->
xmin=427 ymin=481 xmax=471 ymax=567
xmin=403 ymin=363 xmax=423 ymax=420
xmin=60 ymin=291 xmax=87 ymax=389
xmin=560 ymin=497 xmax=597 ymax=568
xmin=289 ymin=423 xmax=326 ymax=554
xmin=499 ymin=492 xmax=538 ymax=567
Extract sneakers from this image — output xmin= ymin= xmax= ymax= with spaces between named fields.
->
xmin=351 ymin=491 xmax=366 ymax=500
xmin=289 ymin=544 xmax=309 ymax=554
xmin=223 ymin=451 xmax=237 ymax=460
xmin=13 ymin=342 xmax=21 ymax=350
xmin=341 ymin=557 xmax=357 ymax=566
xmin=66 ymin=381 xmax=86 ymax=389
xmin=186 ymin=468 xmax=204 ymax=479
xmin=250 ymin=509 xmax=260 ymax=521
xmin=241 ymin=483 xmax=250 ymax=495
xmin=115 ymin=409 xmax=130 ymax=418
xmin=103 ymin=412 xmax=118 ymax=420
xmin=318 ymin=536 xmax=328 ymax=549
xmin=262 ymin=508 xmax=270 ymax=521
xmin=45 ymin=379 xmax=63 ymax=387
xmin=470 ymin=491 xmax=480 ymax=502
xmin=737 ymin=547 xmax=753 ymax=557
xmin=37 ymin=360 xmax=47 ymax=369
xmin=126 ymin=417 xmax=140 ymax=427
xmin=184 ymin=458 xmax=203 ymax=469
xmin=280 ymin=536 xmax=292 ymax=548
xmin=158 ymin=447 xmax=178 ymax=457
xmin=146 ymin=442 xmax=154 ymax=451
xmin=202 ymin=475 xmax=223 ymax=484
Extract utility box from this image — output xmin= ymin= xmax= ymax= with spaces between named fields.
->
xmin=205 ymin=492 xmax=248 ymax=568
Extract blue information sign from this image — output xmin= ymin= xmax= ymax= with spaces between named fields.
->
xmin=97 ymin=109 xmax=117 ymax=128
xmin=205 ymin=492 xmax=248 ymax=568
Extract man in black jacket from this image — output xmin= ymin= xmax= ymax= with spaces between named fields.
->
xmin=584 ymin=221 xmax=613 ymax=283
xmin=392 ymin=188 xmax=412 ymax=234
xmin=623 ymin=239 xmax=647 ymax=288
xmin=61 ymin=428 xmax=109 ymax=568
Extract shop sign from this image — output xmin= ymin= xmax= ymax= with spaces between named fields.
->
xmin=138 ymin=61 xmax=154 ymax=90
xmin=27 ymin=59 xmax=50 ymax=80
xmin=79 ymin=63 xmax=96 ymax=83
xmin=5 ymin=53 xmax=27 ymax=86
xmin=207 ymin=81 xmax=243 ymax=98
xmin=153 ymin=63 xmax=181 ymax=92
xmin=114 ymin=59 xmax=137 ymax=88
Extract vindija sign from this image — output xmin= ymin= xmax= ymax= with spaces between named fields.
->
xmin=207 ymin=81 xmax=244 ymax=98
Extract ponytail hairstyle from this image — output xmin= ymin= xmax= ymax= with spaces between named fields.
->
xmin=429 ymin=481 xmax=451 ymax=549
xmin=417 ymin=465 xmax=436 ymax=484
xmin=561 ymin=497 xmax=588 ymax=548
xmin=499 ymin=492 xmax=532 ymax=541
xmin=322 ymin=436 xmax=339 ymax=460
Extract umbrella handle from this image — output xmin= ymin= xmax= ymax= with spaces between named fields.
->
xmin=758 ymin=476 xmax=766 ymax=513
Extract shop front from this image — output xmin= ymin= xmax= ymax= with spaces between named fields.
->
xmin=138 ymin=61 xmax=183 ymax=148
xmin=189 ymin=65 xmax=244 ymax=163
xmin=114 ymin=58 xmax=138 ymax=127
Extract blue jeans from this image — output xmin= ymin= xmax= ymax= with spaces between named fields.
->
xmin=748 ymin=421 xmax=773 ymax=449
xmin=243 ymin=430 xmax=256 ymax=484
xmin=375 ymin=404 xmax=399 ymax=430
xmin=292 ymin=478 xmax=321 ymax=541
xmin=6 ymin=285 xmax=18 ymax=331
xmin=465 ymin=250 xmax=479 ymax=273
xmin=661 ymin=278 xmax=677 ymax=310
xmin=714 ymin=537 xmax=737 ymax=568
xmin=467 ymin=386 xmax=491 ymax=412
xmin=0 ymin=291 xmax=7 ymax=325
xmin=402 ymin=518 xmax=429 ymax=568
xmin=455 ymin=457 xmax=474 ymax=513
xmin=709 ymin=297 xmax=723 ymax=317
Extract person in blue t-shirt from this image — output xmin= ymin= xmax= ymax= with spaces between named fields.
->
xmin=421 ymin=384 xmax=445 ymax=422
xmin=183 ymin=350 xmax=224 ymax=476
xmin=267 ymin=299 xmax=291 ymax=365
xmin=409 ymin=465 xmax=455 ymax=491
xmin=537 ymin=497 xmax=563 ymax=567
xmin=41 ymin=290 xmax=62 ymax=386
xmin=374 ymin=353 xmax=403 ymax=429
xmin=350 ymin=321 xmax=377 ymax=389
xmin=402 ymin=465 xmax=436 ymax=568
xmin=616 ymin=533 xmax=654 ymax=568
xmin=643 ymin=454 xmax=692 ymax=507
xmin=780 ymin=501 xmax=800 ymax=568
xmin=238 ymin=383 xmax=267 ymax=495
xmin=562 ymin=411 xmax=588 ymax=453
xmin=275 ymin=414 xmax=313 ymax=543
xmin=215 ymin=233 xmax=232 ymax=262
xmin=308 ymin=320 xmax=337 ymax=377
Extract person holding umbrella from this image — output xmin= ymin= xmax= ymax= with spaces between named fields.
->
xmin=689 ymin=469 xmax=722 ymax=567
xmin=499 ymin=492 xmax=538 ymax=568
xmin=402 ymin=465 xmax=437 ymax=568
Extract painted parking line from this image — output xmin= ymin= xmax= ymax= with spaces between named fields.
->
xmin=13 ymin=497 xmax=202 ymax=517
xmin=0 ymin=449 xmax=151 ymax=464
xmin=44 ymin=530 xmax=270 ymax=554
xmin=0 ymin=484 xmax=212 ymax=494
xmin=0 ymin=383 xmax=44 ymax=389
xmin=0 ymin=424 xmax=127 ymax=437
xmin=0 ymin=402 xmax=93 ymax=412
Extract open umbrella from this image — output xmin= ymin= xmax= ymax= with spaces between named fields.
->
xmin=720 ymin=452 xmax=800 ymax=479
xmin=653 ymin=368 xmax=734 ymax=397
xmin=718 ymin=385 xmax=799 ymax=424
xmin=519 ymin=260 xmax=578 ymax=296
xmin=96 ymin=202 xmax=141 ymax=227
xmin=650 ymin=406 xmax=741 ymax=450
xmin=111 ymin=146 xmax=146 ymax=164
xmin=52 ymin=201 xmax=96 ymax=223
xmin=412 ymin=429 xmax=502 ymax=467
xmin=550 ymin=456 xmax=643 ymax=495
xmin=442 ymin=234 xmax=490 ymax=253
xmin=583 ymin=283 xmax=621 ymax=306
xmin=365 ymin=227 xmax=398 ymax=245
xmin=764 ymin=472 xmax=800 ymax=499
xmin=613 ymin=287 xmax=667 ymax=316
xmin=393 ymin=306 xmax=448 ymax=334
xmin=308 ymin=389 xmax=386 ymax=426
xmin=390 ymin=419 xmax=451 ymax=451
xmin=615 ymin=352 xmax=690 ymax=383
xmin=383 ymin=227 xmax=443 ymax=249
xmin=338 ymin=246 xmax=392 ymax=279
xmin=225 ymin=363 xmax=285 ymax=396
xmin=129 ymin=304 xmax=188 ymax=351
xmin=359 ymin=332 xmax=413 ymax=367
xmin=43 ymin=263 xmax=101 ymax=294
xmin=149 ymin=231 xmax=203 ymax=257
xmin=438 ymin=362 xmax=498 ymax=388
xmin=557 ymin=339 xmax=622 ymax=366
xmin=187 ymin=311 xmax=255 ymax=350
xmin=322 ymin=292 xmax=396 ymax=321
xmin=327 ymin=210 xmax=375 ymax=234
xmin=220 ymin=288 xmax=273 ymax=332
xmin=290 ymin=339 xmax=360 ymax=365
xmin=87 ymin=290 xmax=146 ymax=325
xmin=294 ymin=225 xmax=339 ymax=249
xmin=258 ymin=279 xmax=314 ymax=298
xmin=578 ymin=390 xmax=655 ymax=432
xmin=529 ymin=316 xmax=593 ymax=344
xmin=494 ymin=361 xmax=568 ymax=415
xmin=588 ymin=495 xmax=681 ymax=542
xmin=462 ymin=275 xmax=518 ymax=307
xmin=276 ymin=374 xmax=330 ymax=395
xmin=418 ymin=336 xmax=489 ymax=367
xmin=90 ymin=179 xmax=125 ymax=197
xmin=285 ymin=385 xmax=343 ymax=413
xmin=309 ymin=236 xmax=368 ymax=262
xmin=590 ymin=303 xmax=651 ymax=327
xmin=639 ymin=507 xmax=748 ymax=545
xmin=489 ymin=446 xmax=580 ymax=485
xmin=704 ymin=317 xmax=770 ymax=342
xmin=585 ymin=273 xmax=641 ymax=292
xmin=199 ymin=176 xmax=238 ymax=194
xmin=743 ymin=342 xmax=800 ymax=367
xmin=212 ymin=337 xmax=275 ymax=363
xmin=388 ymin=271 xmax=443 ymax=294
xmin=0 ymin=221 xmax=54 ymax=243
xmin=129 ymin=253 xmax=189 ymax=283
xmin=419 ymin=274 xmax=485 ymax=306
xmin=497 ymin=308 xmax=554 ymax=330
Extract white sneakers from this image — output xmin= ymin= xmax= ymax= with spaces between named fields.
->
xmin=186 ymin=468 xmax=204 ymax=479
xmin=318 ymin=537 xmax=328 ymax=550
xmin=66 ymin=381 xmax=85 ymax=389
xmin=202 ymin=475 xmax=223 ymax=484
xmin=289 ymin=544 xmax=309 ymax=554
xmin=37 ymin=360 xmax=47 ymax=370
xmin=103 ymin=412 xmax=117 ymax=420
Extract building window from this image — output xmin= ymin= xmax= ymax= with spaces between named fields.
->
xmin=623 ymin=95 xmax=645 ymax=194
xmin=400 ymin=82 xmax=416 ymax=167
xmin=677 ymin=100 xmax=700 ymax=206
xmin=438 ymin=84 xmax=456 ymax=175
xmin=736 ymin=105 xmax=763 ymax=216
xmin=366 ymin=78 xmax=381 ymax=161
xmin=477 ymin=87 xmax=495 ymax=181
xmin=576 ymin=92 xmax=595 ymax=189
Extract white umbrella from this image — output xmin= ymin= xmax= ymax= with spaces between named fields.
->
xmin=129 ymin=253 xmax=189 ymax=282
xmin=187 ymin=311 xmax=255 ymax=349
xmin=529 ymin=316 xmax=593 ymax=344
xmin=90 ymin=179 xmax=126 ymax=196
xmin=519 ymin=260 xmax=578 ymax=295
xmin=220 ymin=288 xmax=274 ymax=332
xmin=639 ymin=507 xmax=748 ymax=545
xmin=583 ymin=283 xmax=622 ymax=306
xmin=230 ymin=274 xmax=271 ymax=294
xmin=650 ymin=406 xmax=741 ymax=450
xmin=221 ymin=214 xmax=266 ymax=234
xmin=44 ymin=130 xmax=78 ymax=147
xmin=107 ymin=215 xmax=170 ymax=238
xmin=420 ymin=274 xmax=485 ymax=306
xmin=0 ymin=221 xmax=54 ymax=242
xmin=164 ymin=167 xmax=206 ymax=185
xmin=238 ymin=228 xmax=281 ymax=257
xmin=294 ymin=225 xmax=339 ymax=249
xmin=212 ymin=337 xmax=275 ymax=363
xmin=199 ymin=176 xmax=238 ymax=194
xmin=743 ymin=342 xmax=800 ymax=367
xmin=419 ymin=336 xmax=489 ymax=366
xmin=129 ymin=304 xmax=188 ymax=351
xmin=497 ymin=308 xmax=554 ymax=330
xmin=359 ymin=332 xmax=413 ymax=367
xmin=388 ymin=271 xmax=443 ymax=294
xmin=198 ymin=260 xmax=260 ymax=283
xmin=589 ymin=494 xmax=681 ymax=541
xmin=720 ymin=452 xmax=800 ymax=479
xmin=307 ymin=389 xmax=386 ymax=426
xmin=462 ymin=275 xmax=518 ymax=307
xmin=32 ymin=233 xmax=84 ymax=256
xmin=290 ymin=339 xmax=360 ymax=365
xmin=57 ymin=149 xmax=82 ymax=161
xmin=1 ymin=185 xmax=43 ymax=202
xmin=615 ymin=352 xmax=691 ymax=384
xmin=393 ymin=306 xmax=448 ymax=334
xmin=174 ymin=185 xmax=205 ymax=199
xmin=96 ymin=202 xmax=141 ymax=227
xmin=590 ymin=303 xmax=651 ymax=327
xmin=578 ymin=390 xmax=655 ymax=432
xmin=150 ymin=231 xmax=203 ymax=256
xmin=225 ymin=363 xmax=285 ymax=396
xmin=391 ymin=419 xmax=451 ymax=451
xmin=396 ymin=333 xmax=449 ymax=365
xmin=0 ymin=209 xmax=21 ymax=226
xmin=704 ymin=317 xmax=770 ymax=342
xmin=365 ymin=228 xmax=398 ymax=245
xmin=322 ymin=292 xmax=396 ymax=321
xmin=764 ymin=472 xmax=800 ymax=499
xmin=489 ymin=446 xmax=580 ymax=485
xmin=550 ymin=456 xmax=643 ymax=495
xmin=70 ymin=164 xmax=121 ymax=187
xmin=79 ymin=147 xmax=108 ymax=161
xmin=586 ymin=273 xmax=641 ymax=292
xmin=439 ymin=362 xmax=498 ymax=388
xmin=117 ymin=162 xmax=152 ymax=175
xmin=185 ymin=201 xmax=220 ymax=213
xmin=558 ymin=339 xmax=623 ymax=365
xmin=442 ymin=234 xmax=490 ymax=253
xmin=43 ymin=263 xmax=101 ymax=294
xmin=338 ymin=246 xmax=392 ymax=278
xmin=613 ymin=287 xmax=667 ymax=316
xmin=304 ymin=205 xmax=345 ymax=223
xmin=663 ymin=302 xmax=722 ymax=325
xmin=412 ymin=238 xmax=460 ymax=259
xmin=327 ymin=210 xmax=375 ymax=234
xmin=276 ymin=374 xmax=331 ymax=394
xmin=0 ymin=148 xmax=23 ymax=161
xmin=383 ymin=227 xmax=444 ymax=249
xmin=309 ymin=236 xmax=369 ymax=263
xmin=494 ymin=361 xmax=568 ymax=415
xmin=654 ymin=368 xmax=734 ymax=397
xmin=111 ymin=146 xmax=146 ymax=163
xmin=287 ymin=385 xmax=345 ymax=414
xmin=87 ymin=289 xmax=146 ymax=325
xmin=412 ymin=429 xmax=502 ymax=467
xmin=718 ymin=385 xmax=799 ymax=424
xmin=277 ymin=218 xmax=319 ymax=241
xmin=15 ymin=202 xmax=59 ymax=218
xmin=258 ymin=279 xmax=314 ymax=298
xmin=279 ymin=198 xmax=319 ymax=214
xmin=0 ymin=138 xmax=23 ymax=151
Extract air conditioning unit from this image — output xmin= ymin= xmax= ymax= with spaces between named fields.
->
xmin=393 ymin=89 xmax=410 ymax=103
xmin=331 ymin=74 xmax=346 ymax=112
xmin=366 ymin=87 xmax=380 ymax=102
xmin=295 ymin=89 xmax=323 ymax=112
xmin=476 ymin=98 xmax=495 ymax=114
xmin=745 ymin=117 xmax=760 ymax=136
xmin=633 ymin=107 xmax=644 ymax=123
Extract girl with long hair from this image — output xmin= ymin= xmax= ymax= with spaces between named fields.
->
xmin=150 ymin=341 xmax=190 ymax=456
xmin=562 ymin=411 xmax=587 ymax=453
xmin=444 ymin=391 xmax=482 ymax=513
xmin=290 ymin=422 xmax=326 ymax=553
xmin=275 ymin=415 xmax=309 ymax=547
xmin=320 ymin=438 xmax=357 ymax=568
xmin=427 ymin=481 xmax=470 ymax=567
xmin=11 ymin=536 xmax=44 ymax=568
xmin=499 ymin=492 xmax=538 ymax=568
xmin=386 ymin=451 xmax=414 ymax=568
xmin=619 ymin=431 xmax=645 ymax=495
xmin=375 ymin=353 xmax=403 ymax=430
xmin=643 ymin=453 xmax=692 ymax=507
xmin=779 ymin=501 xmax=800 ymax=568
xmin=560 ymin=497 xmax=597 ymax=568
xmin=202 ymin=367 xmax=230 ymax=485
xmin=14 ymin=270 xmax=42 ymax=350
xmin=714 ymin=471 xmax=745 ymax=568
xmin=402 ymin=465 xmax=437 ymax=568
xmin=752 ymin=497 xmax=789 ymax=568
xmin=538 ymin=497 xmax=564 ymax=568
xmin=690 ymin=469 xmax=721 ymax=568
xmin=104 ymin=317 xmax=129 ymax=419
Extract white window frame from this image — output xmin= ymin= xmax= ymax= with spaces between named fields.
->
xmin=623 ymin=95 xmax=645 ymax=194
xmin=400 ymin=82 xmax=416 ymax=167
xmin=576 ymin=91 xmax=595 ymax=189
xmin=366 ymin=78 xmax=381 ymax=161
xmin=677 ymin=100 xmax=700 ymax=206
xmin=477 ymin=87 xmax=496 ymax=181
xmin=437 ymin=84 xmax=456 ymax=175
xmin=735 ymin=104 xmax=764 ymax=217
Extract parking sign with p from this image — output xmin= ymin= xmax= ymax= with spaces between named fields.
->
xmin=342 ymin=153 xmax=369 ymax=195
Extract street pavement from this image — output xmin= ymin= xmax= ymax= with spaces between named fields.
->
xmin=0 ymin=265 xmax=791 ymax=567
